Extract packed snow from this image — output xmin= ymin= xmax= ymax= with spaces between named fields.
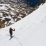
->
xmin=0 ymin=3 xmax=46 ymax=46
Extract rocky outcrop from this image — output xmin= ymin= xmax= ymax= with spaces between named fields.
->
xmin=40 ymin=0 xmax=45 ymax=4
xmin=0 ymin=0 xmax=21 ymax=4
xmin=0 ymin=4 xmax=35 ymax=28
xmin=0 ymin=21 xmax=5 ymax=28
xmin=0 ymin=0 xmax=45 ymax=9
xmin=37 ymin=0 xmax=45 ymax=6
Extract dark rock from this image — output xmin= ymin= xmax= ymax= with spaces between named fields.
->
xmin=16 ymin=18 xmax=21 ymax=22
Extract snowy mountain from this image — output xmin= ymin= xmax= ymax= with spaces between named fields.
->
xmin=0 ymin=0 xmax=45 ymax=28
xmin=0 ymin=3 xmax=46 ymax=46
xmin=0 ymin=4 xmax=35 ymax=28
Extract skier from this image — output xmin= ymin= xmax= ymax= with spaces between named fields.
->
xmin=9 ymin=27 xmax=15 ymax=38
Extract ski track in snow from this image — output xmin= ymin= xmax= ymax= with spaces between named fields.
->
xmin=0 ymin=35 xmax=22 ymax=46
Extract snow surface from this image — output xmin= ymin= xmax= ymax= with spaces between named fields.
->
xmin=0 ymin=4 xmax=10 ymax=10
xmin=0 ymin=3 xmax=46 ymax=46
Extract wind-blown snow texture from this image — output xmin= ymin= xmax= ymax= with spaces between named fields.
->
xmin=0 ymin=3 xmax=46 ymax=46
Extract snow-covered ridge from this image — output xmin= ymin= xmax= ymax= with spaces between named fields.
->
xmin=0 ymin=0 xmax=45 ymax=28
xmin=7 ymin=3 xmax=46 ymax=29
xmin=0 ymin=3 xmax=35 ymax=28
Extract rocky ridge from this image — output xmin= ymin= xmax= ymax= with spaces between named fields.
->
xmin=0 ymin=3 xmax=36 ymax=28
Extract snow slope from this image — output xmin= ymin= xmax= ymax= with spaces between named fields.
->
xmin=0 ymin=3 xmax=46 ymax=46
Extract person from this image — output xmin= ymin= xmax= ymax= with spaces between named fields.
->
xmin=9 ymin=27 xmax=15 ymax=38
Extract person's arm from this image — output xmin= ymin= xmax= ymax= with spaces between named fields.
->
xmin=13 ymin=29 xmax=15 ymax=31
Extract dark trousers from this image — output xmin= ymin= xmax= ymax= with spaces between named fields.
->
xmin=10 ymin=32 xmax=12 ymax=38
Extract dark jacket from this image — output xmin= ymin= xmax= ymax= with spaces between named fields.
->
xmin=9 ymin=28 xmax=13 ymax=35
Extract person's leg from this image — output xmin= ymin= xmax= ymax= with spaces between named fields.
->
xmin=10 ymin=35 xmax=12 ymax=38
xmin=10 ymin=33 xmax=12 ymax=38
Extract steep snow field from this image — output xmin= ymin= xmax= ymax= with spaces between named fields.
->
xmin=0 ymin=3 xmax=46 ymax=46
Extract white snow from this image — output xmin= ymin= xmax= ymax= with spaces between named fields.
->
xmin=0 ymin=3 xmax=46 ymax=46
xmin=0 ymin=4 xmax=10 ymax=10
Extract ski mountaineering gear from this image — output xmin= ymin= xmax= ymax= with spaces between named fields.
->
xmin=9 ymin=28 xmax=15 ymax=38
